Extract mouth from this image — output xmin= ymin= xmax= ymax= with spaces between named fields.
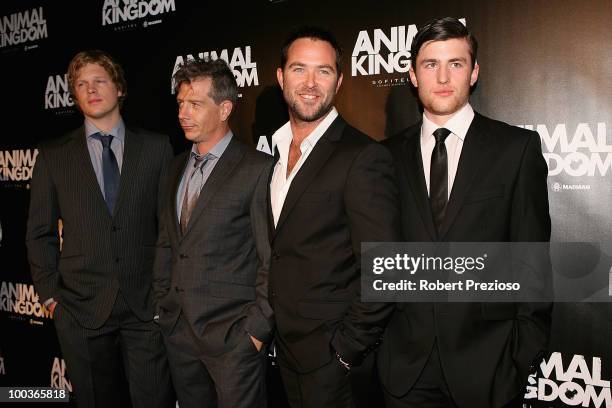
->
xmin=180 ymin=123 xmax=195 ymax=132
xmin=434 ymin=90 xmax=453 ymax=97
xmin=88 ymin=98 xmax=102 ymax=104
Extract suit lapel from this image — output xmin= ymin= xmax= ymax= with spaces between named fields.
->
xmin=401 ymin=125 xmax=437 ymax=241
xmin=71 ymin=127 xmax=111 ymax=217
xmin=181 ymin=137 xmax=245 ymax=239
xmin=267 ymin=149 xmax=280 ymax=242
xmin=273 ymin=116 xmax=345 ymax=237
xmin=113 ymin=128 xmax=143 ymax=217
xmin=439 ymin=113 xmax=489 ymax=239
xmin=168 ymin=150 xmax=190 ymax=242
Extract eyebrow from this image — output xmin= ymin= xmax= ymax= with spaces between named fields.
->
xmin=287 ymin=61 xmax=336 ymax=71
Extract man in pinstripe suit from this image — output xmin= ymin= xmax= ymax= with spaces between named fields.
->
xmin=26 ymin=50 xmax=174 ymax=407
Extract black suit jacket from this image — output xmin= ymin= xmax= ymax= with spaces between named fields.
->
xmin=153 ymin=137 xmax=274 ymax=355
xmin=26 ymin=126 xmax=173 ymax=329
xmin=269 ymin=115 xmax=401 ymax=373
xmin=378 ymin=112 xmax=552 ymax=407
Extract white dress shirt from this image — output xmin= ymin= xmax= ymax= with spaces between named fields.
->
xmin=270 ymin=107 xmax=338 ymax=227
xmin=420 ymin=103 xmax=475 ymax=198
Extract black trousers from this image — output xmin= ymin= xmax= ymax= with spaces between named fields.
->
xmin=53 ymin=291 xmax=174 ymax=408
xmin=278 ymin=355 xmax=355 ymax=408
xmin=162 ymin=312 xmax=267 ymax=408
xmin=383 ymin=343 xmax=523 ymax=408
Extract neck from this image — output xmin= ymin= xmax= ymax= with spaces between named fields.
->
xmin=194 ymin=126 xmax=229 ymax=155
xmin=423 ymin=103 xmax=467 ymax=127
xmin=86 ymin=111 xmax=121 ymax=134
xmin=288 ymin=111 xmax=329 ymax=146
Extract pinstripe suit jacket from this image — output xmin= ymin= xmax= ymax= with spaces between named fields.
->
xmin=26 ymin=125 xmax=173 ymax=329
xmin=153 ymin=137 xmax=274 ymax=355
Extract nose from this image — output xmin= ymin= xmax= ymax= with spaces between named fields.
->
xmin=437 ymin=66 xmax=450 ymax=84
xmin=178 ymin=103 xmax=189 ymax=119
xmin=305 ymin=70 xmax=316 ymax=88
xmin=87 ymin=83 xmax=97 ymax=94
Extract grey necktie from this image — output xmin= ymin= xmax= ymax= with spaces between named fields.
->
xmin=179 ymin=153 xmax=211 ymax=235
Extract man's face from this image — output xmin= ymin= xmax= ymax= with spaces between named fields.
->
xmin=177 ymin=77 xmax=231 ymax=145
xmin=409 ymin=38 xmax=479 ymax=125
xmin=277 ymin=38 xmax=343 ymax=124
xmin=73 ymin=63 xmax=122 ymax=121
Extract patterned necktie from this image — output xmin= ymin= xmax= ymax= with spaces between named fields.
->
xmin=180 ymin=153 xmax=210 ymax=235
xmin=430 ymin=128 xmax=451 ymax=235
xmin=92 ymin=133 xmax=120 ymax=214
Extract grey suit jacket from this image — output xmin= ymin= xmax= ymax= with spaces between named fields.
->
xmin=26 ymin=125 xmax=173 ymax=329
xmin=153 ymin=136 xmax=274 ymax=356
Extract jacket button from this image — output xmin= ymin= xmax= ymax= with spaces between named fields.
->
xmin=179 ymin=254 xmax=188 ymax=259
xmin=272 ymin=252 xmax=280 ymax=260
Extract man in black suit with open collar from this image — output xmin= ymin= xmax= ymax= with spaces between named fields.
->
xmin=26 ymin=50 xmax=174 ymax=407
xmin=153 ymin=58 xmax=273 ymax=408
xmin=268 ymin=26 xmax=401 ymax=408
xmin=378 ymin=17 xmax=552 ymax=408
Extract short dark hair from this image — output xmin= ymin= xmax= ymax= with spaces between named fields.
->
xmin=280 ymin=25 xmax=343 ymax=74
xmin=67 ymin=50 xmax=127 ymax=106
xmin=172 ymin=58 xmax=238 ymax=105
xmin=410 ymin=17 xmax=478 ymax=69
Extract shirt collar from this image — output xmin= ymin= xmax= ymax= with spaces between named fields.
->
xmin=271 ymin=107 xmax=338 ymax=163
xmin=190 ymin=130 xmax=233 ymax=160
xmin=85 ymin=117 xmax=125 ymax=143
xmin=421 ymin=103 xmax=474 ymax=143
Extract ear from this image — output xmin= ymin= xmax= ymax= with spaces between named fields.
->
xmin=276 ymin=67 xmax=284 ymax=90
xmin=470 ymin=62 xmax=480 ymax=86
xmin=219 ymin=100 xmax=233 ymax=122
xmin=335 ymin=72 xmax=343 ymax=94
xmin=409 ymin=66 xmax=419 ymax=88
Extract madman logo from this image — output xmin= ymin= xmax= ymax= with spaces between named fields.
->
xmin=0 ymin=149 xmax=38 ymax=182
xmin=50 ymin=357 xmax=72 ymax=392
xmin=525 ymin=352 xmax=611 ymax=407
xmin=351 ymin=19 xmax=466 ymax=78
xmin=171 ymin=46 xmax=259 ymax=94
xmin=0 ymin=281 xmax=52 ymax=319
xmin=522 ymin=123 xmax=612 ymax=177
xmin=0 ymin=7 xmax=47 ymax=49
xmin=45 ymin=74 xmax=74 ymax=110
xmin=102 ymin=0 xmax=176 ymax=26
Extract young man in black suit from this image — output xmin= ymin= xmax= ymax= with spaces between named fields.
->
xmin=26 ymin=50 xmax=174 ymax=407
xmin=379 ymin=17 xmax=552 ymax=408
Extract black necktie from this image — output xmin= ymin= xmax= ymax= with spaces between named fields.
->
xmin=430 ymin=128 xmax=451 ymax=234
xmin=92 ymin=133 xmax=120 ymax=214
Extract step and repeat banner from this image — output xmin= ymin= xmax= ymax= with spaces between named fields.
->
xmin=1 ymin=0 xmax=611 ymax=406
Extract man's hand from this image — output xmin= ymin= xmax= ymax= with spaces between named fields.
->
xmin=249 ymin=335 xmax=263 ymax=352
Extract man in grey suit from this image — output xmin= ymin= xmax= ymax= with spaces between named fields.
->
xmin=153 ymin=58 xmax=273 ymax=408
xmin=26 ymin=50 xmax=174 ymax=407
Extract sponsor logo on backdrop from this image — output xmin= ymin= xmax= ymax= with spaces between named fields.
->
xmin=0 ymin=281 xmax=52 ymax=322
xmin=45 ymin=73 xmax=75 ymax=114
xmin=50 ymin=357 xmax=72 ymax=392
xmin=172 ymin=46 xmax=259 ymax=96
xmin=525 ymin=352 xmax=611 ymax=407
xmin=0 ymin=355 xmax=5 ymax=375
xmin=0 ymin=220 xmax=3 ymax=246
xmin=0 ymin=7 xmax=47 ymax=51
xmin=102 ymin=0 xmax=176 ymax=31
xmin=522 ymin=122 xmax=611 ymax=183
xmin=351 ymin=19 xmax=465 ymax=88
xmin=0 ymin=149 xmax=38 ymax=187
